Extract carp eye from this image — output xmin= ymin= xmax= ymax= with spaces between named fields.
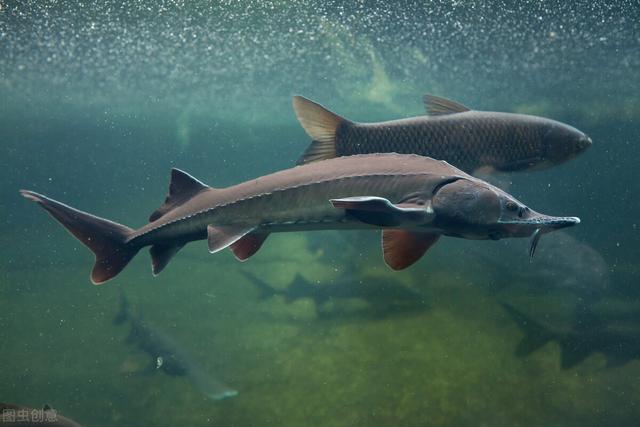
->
xmin=506 ymin=201 xmax=518 ymax=212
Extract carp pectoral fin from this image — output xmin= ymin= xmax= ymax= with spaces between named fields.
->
xmin=293 ymin=95 xmax=348 ymax=164
xmin=150 ymin=243 xmax=186 ymax=275
xmin=150 ymin=168 xmax=212 ymax=222
xmin=230 ymin=232 xmax=270 ymax=261
xmin=382 ymin=230 xmax=440 ymax=270
xmin=494 ymin=156 xmax=542 ymax=172
xmin=207 ymin=225 xmax=256 ymax=254
xmin=422 ymin=94 xmax=470 ymax=116
xmin=330 ymin=196 xmax=434 ymax=227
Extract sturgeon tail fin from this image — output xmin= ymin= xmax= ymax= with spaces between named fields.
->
xmin=501 ymin=302 xmax=556 ymax=357
xmin=20 ymin=190 xmax=139 ymax=284
xmin=292 ymin=95 xmax=349 ymax=165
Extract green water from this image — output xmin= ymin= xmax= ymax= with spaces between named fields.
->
xmin=1 ymin=1 xmax=639 ymax=426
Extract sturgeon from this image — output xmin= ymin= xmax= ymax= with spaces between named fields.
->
xmin=20 ymin=154 xmax=579 ymax=284
xmin=293 ymin=95 xmax=591 ymax=173
xmin=115 ymin=293 xmax=238 ymax=400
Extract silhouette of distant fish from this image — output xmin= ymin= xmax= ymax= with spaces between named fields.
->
xmin=469 ymin=231 xmax=609 ymax=298
xmin=502 ymin=302 xmax=640 ymax=369
xmin=293 ymin=94 xmax=591 ymax=173
xmin=243 ymin=271 xmax=427 ymax=316
xmin=516 ymin=231 xmax=609 ymax=297
xmin=0 ymin=403 xmax=82 ymax=427
xmin=114 ymin=293 xmax=237 ymax=400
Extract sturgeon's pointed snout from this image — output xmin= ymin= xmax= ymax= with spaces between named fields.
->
xmin=526 ymin=215 xmax=580 ymax=259
xmin=499 ymin=213 xmax=580 ymax=229
xmin=531 ymin=215 xmax=581 ymax=229
xmin=498 ymin=208 xmax=580 ymax=240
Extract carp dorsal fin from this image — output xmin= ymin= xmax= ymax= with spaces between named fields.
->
xmin=293 ymin=96 xmax=349 ymax=165
xmin=423 ymin=94 xmax=470 ymax=116
xmin=149 ymin=168 xmax=211 ymax=222
xmin=382 ymin=230 xmax=440 ymax=270
xmin=330 ymin=196 xmax=434 ymax=227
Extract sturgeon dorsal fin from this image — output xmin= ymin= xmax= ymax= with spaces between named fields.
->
xmin=382 ymin=230 xmax=440 ymax=270
xmin=423 ymin=94 xmax=470 ymax=116
xmin=149 ymin=168 xmax=211 ymax=222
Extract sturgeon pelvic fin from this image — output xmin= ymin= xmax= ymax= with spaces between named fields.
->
xmin=330 ymin=196 xmax=434 ymax=227
xmin=230 ymin=232 xmax=270 ymax=261
xmin=19 ymin=190 xmax=139 ymax=284
xmin=207 ymin=225 xmax=256 ymax=254
xmin=293 ymin=96 xmax=349 ymax=165
xmin=422 ymin=94 xmax=470 ymax=116
xmin=150 ymin=168 xmax=211 ymax=222
xmin=382 ymin=230 xmax=440 ymax=270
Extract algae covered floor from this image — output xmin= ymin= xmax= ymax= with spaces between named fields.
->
xmin=1 ymin=229 xmax=639 ymax=426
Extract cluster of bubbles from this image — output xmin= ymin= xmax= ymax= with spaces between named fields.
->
xmin=1 ymin=0 xmax=638 ymax=119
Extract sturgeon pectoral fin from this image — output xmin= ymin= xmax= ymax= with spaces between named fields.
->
xmin=382 ymin=230 xmax=440 ymax=270
xmin=330 ymin=196 xmax=434 ymax=227
xmin=422 ymin=94 xmax=470 ymax=116
xmin=230 ymin=232 xmax=270 ymax=261
xmin=207 ymin=225 xmax=256 ymax=254
xmin=150 ymin=243 xmax=186 ymax=275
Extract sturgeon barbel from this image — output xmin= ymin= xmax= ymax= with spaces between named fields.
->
xmin=20 ymin=154 xmax=579 ymax=284
xmin=293 ymin=95 xmax=591 ymax=173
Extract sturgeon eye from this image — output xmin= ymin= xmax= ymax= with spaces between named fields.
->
xmin=506 ymin=201 xmax=518 ymax=212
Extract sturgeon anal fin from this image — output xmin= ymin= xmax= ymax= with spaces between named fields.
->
xmin=331 ymin=196 xmax=433 ymax=227
xmin=207 ymin=225 xmax=256 ymax=254
xmin=230 ymin=232 xmax=270 ymax=261
xmin=293 ymin=96 xmax=348 ymax=165
xmin=423 ymin=94 xmax=470 ymax=116
xmin=150 ymin=168 xmax=211 ymax=222
xmin=382 ymin=230 xmax=440 ymax=270
xmin=150 ymin=243 xmax=186 ymax=275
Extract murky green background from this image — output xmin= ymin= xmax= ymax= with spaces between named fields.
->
xmin=1 ymin=1 xmax=639 ymax=426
